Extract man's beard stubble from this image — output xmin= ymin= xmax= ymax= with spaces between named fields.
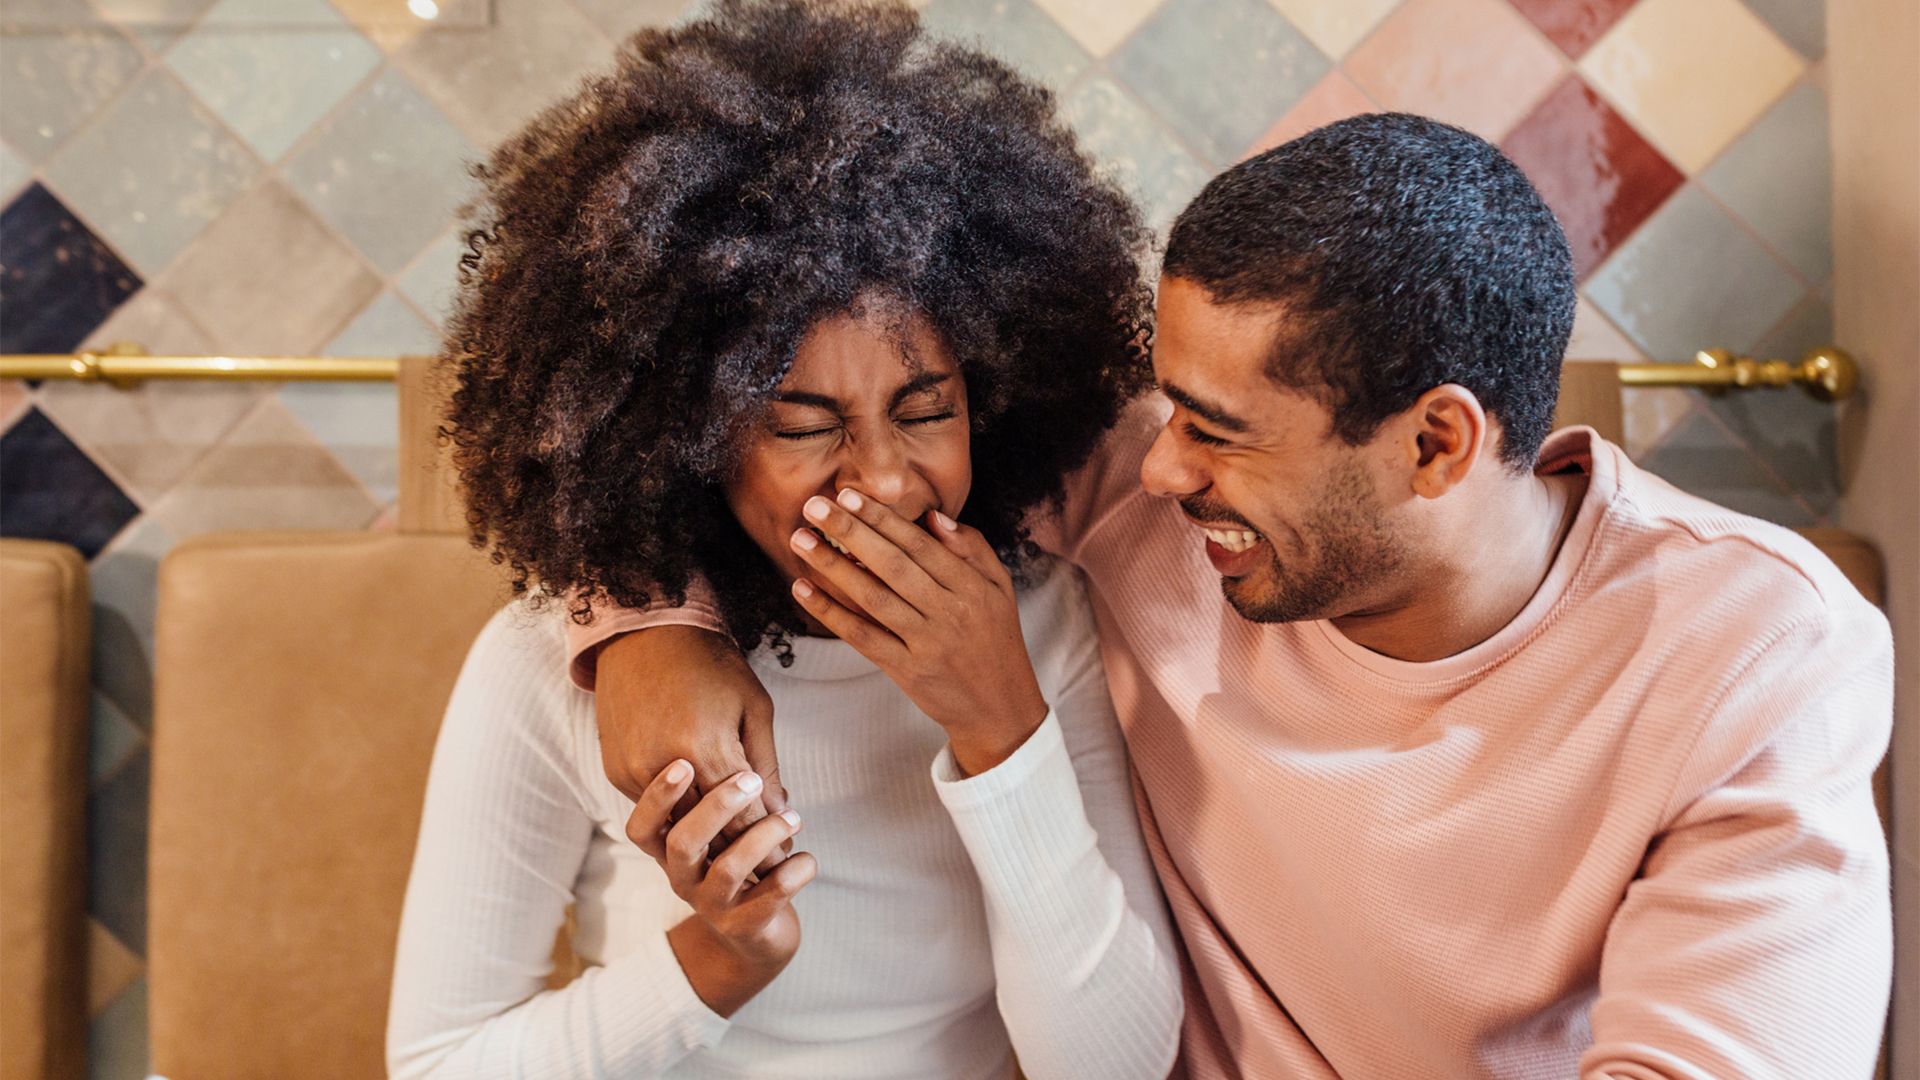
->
xmin=1214 ymin=456 xmax=1406 ymax=625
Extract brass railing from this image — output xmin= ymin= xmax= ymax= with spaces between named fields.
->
xmin=0 ymin=343 xmax=1862 ymax=399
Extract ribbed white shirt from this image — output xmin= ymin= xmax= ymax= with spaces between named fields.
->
xmin=387 ymin=558 xmax=1182 ymax=1078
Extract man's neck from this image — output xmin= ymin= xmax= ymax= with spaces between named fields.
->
xmin=1330 ymin=471 xmax=1588 ymax=664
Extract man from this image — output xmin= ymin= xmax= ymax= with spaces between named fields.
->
xmin=567 ymin=115 xmax=1893 ymax=1076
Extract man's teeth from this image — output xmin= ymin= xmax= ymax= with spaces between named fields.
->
xmin=1203 ymin=527 xmax=1262 ymax=553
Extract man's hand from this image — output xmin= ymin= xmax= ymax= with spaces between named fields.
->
xmin=788 ymin=490 xmax=1050 ymax=776
xmin=595 ymin=624 xmax=786 ymax=848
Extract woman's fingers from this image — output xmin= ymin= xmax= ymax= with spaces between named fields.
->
xmin=791 ymin=578 xmax=907 ymax=664
xmin=790 ymin=526 xmax=926 ymax=637
xmin=801 ymin=494 xmax=945 ymax=611
xmin=698 ymin=809 xmax=803 ymax=910
xmin=662 ymin=771 xmax=766 ymax=898
xmin=928 ymin=511 xmax=1011 ymax=588
xmin=735 ymin=850 xmax=818 ymax=917
xmin=830 ymin=489 xmax=976 ymax=591
xmin=625 ymin=759 xmax=694 ymax=860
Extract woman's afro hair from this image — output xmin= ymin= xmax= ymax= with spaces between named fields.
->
xmin=444 ymin=0 xmax=1154 ymax=656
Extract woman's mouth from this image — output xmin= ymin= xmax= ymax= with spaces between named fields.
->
xmin=811 ymin=527 xmax=865 ymax=568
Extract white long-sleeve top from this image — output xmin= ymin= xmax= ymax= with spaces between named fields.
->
xmin=387 ymin=558 xmax=1182 ymax=1079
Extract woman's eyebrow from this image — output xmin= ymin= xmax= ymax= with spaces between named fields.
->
xmin=770 ymin=390 xmax=841 ymax=410
xmin=889 ymin=371 xmax=954 ymax=408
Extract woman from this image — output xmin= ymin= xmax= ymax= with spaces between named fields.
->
xmin=387 ymin=2 xmax=1180 ymax=1076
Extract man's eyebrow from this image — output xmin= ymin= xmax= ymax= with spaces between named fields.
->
xmin=1160 ymin=381 xmax=1251 ymax=433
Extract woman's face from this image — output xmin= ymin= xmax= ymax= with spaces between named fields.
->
xmin=725 ymin=308 xmax=972 ymax=634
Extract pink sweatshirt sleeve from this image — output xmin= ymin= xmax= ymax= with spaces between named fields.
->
xmin=1580 ymin=595 xmax=1894 ymax=1079
xmin=562 ymin=581 xmax=727 ymax=691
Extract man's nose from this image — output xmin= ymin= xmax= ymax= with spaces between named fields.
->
xmin=1141 ymin=425 xmax=1206 ymax=499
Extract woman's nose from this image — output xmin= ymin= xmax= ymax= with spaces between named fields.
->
xmin=839 ymin=434 xmax=920 ymax=505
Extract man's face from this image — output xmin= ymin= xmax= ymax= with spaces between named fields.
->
xmin=1140 ymin=276 xmax=1408 ymax=624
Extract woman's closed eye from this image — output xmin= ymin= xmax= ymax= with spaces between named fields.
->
xmin=775 ymin=411 xmax=956 ymax=441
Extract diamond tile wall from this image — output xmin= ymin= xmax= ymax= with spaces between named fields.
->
xmin=0 ymin=0 xmax=1836 ymax=1073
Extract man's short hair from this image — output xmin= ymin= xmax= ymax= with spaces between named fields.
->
xmin=1163 ymin=112 xmax=1575 ymax=469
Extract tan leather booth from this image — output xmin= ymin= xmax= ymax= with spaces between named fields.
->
xmin=1 ymin=539 xmax=91 ymax=1080
xmin=148 ymin=358 xmax=513 ymax=1078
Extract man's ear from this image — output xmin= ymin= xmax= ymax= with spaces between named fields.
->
xmin=1405 ymin=385 xmax=1488 ymax=500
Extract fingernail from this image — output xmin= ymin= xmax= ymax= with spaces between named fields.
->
xmin=792 ymin=579 xmax=815 ymax=599
xmin=665 ymin=760 xmax=690 ymax=784
xmin=779 ymin=810 xmax=801 ymax=830
xmin=804 ymin=496 xmax=833 ymax=521
xmin=737 ymin=772 xmax=763 ymax=795
xmin=837 ymin=489 xmax=863 ymax=511
xmin=791 ymin=528 xmax=818 ymax=551
xmin=933 ymin=510 xmax=957 ymax=532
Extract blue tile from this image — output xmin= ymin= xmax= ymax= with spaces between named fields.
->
xmin=920 ymin=0 xmax=1092 ymax=88
xmin=1701 ymin=82 xmax=1831 ymax=283
xmin=1584 ymin=185 xmax=1805 ymax=361
xmin=282 ymin=67 xmax=476 ymax=273
xmin=0 ymin=3 xmax=145 ymax=165
xmin=90 ymin=515 xmax=173 ymax=729
xmin=1110 ymin=0 xmax=1329 ymax=165
xmin=0 ymin=183 xmax=141 ymax=353
xmin=88 ymin=746 xmax=149 ymax=955
xmin=87 ymin=976 xmax=150 ymax=1080
xmin=41 ymin=68 xmax=264 ymax=278
xmin=1704 ymin=294 xmax=1840 ymax=516
xmin=1062 ymin=76 xmax=1211 ymax=231
xmin=166 ymin=0 xmax=383 ymax=162
xmin=1742 ymin=0 xmax=1825 ymax=58
xmin=1641 ymin=409 xmax=1815 ymax=527
xmin=89 ymin=692 xmax=146 ymax=783
xmin=0 ymin=409 xmax=141 ymax=559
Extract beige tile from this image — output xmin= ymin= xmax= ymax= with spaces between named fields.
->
xmin=87 ymin=919 xmax=144 ymax=1016
xmin=1245 ymin=69 xmax=1378 ymax=158
xmin=147 ymin=394 xmax=381 ymax=536
xmin=1266 ymin=0 xmax=1400 ymax=59
xmin=43 ymin=288 xmax=261 ymax=502
xmin=1566 ymin=295 xmax=1645 ymax=360
xmin=1031 ymin=0 xmax=1160 ymax=57
xmin=38 ymin=377 xmax=262 ymax=506
xmin=394 ymin=0 xmax=614 ymax=148
xmin=161 ymin=180 xmax=381 ymax=355
xmin=1344 ymin=0 xmax=1565 ymax=140
xmin=326 ymin=0 xmax=428 ymax=51
xmin=1579 ymin=0 xmax=1803 ymax=173
xmin=1621 ymin=386 xmax=1695 ymax=460
xmin=567 ymin=0 xmax=692 ymax=42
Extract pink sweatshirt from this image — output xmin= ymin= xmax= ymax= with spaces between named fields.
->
xmin=568 ymin=399 xmax=1894 ymax=1079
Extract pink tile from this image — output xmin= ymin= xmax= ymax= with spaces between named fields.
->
xmin=1506 ymin=0 xmax=1638 ymax=58
xmin=1502 ymin=75 xmax=1684 ymax=279
xmin=1345 ymin=0 xmax=1566 ymax=140
xmin=0 ymin=380 xmax=29 ymax=432
xmin=1244 ymin=70 xmax=1380 ymax=158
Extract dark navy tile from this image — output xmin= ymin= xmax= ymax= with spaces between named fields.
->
xmin=0 ymin=183 xmax=141 ymax=353
xmin=0 ymin=408 xmax=141 ymax=559
xmin=88 ymin=747 xmax=150 ymax=956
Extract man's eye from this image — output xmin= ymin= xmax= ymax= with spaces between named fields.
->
xmin=1183 ymin=421 xmax=1228 ymax=447
xmin=900 ymin=411 xmax=956 ymax=427
xmin=776 ymin=426 xmax=838 ymax=441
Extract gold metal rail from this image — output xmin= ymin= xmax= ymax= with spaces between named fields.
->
xmin=0 ymin=343 xmax=1861 ymax=400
